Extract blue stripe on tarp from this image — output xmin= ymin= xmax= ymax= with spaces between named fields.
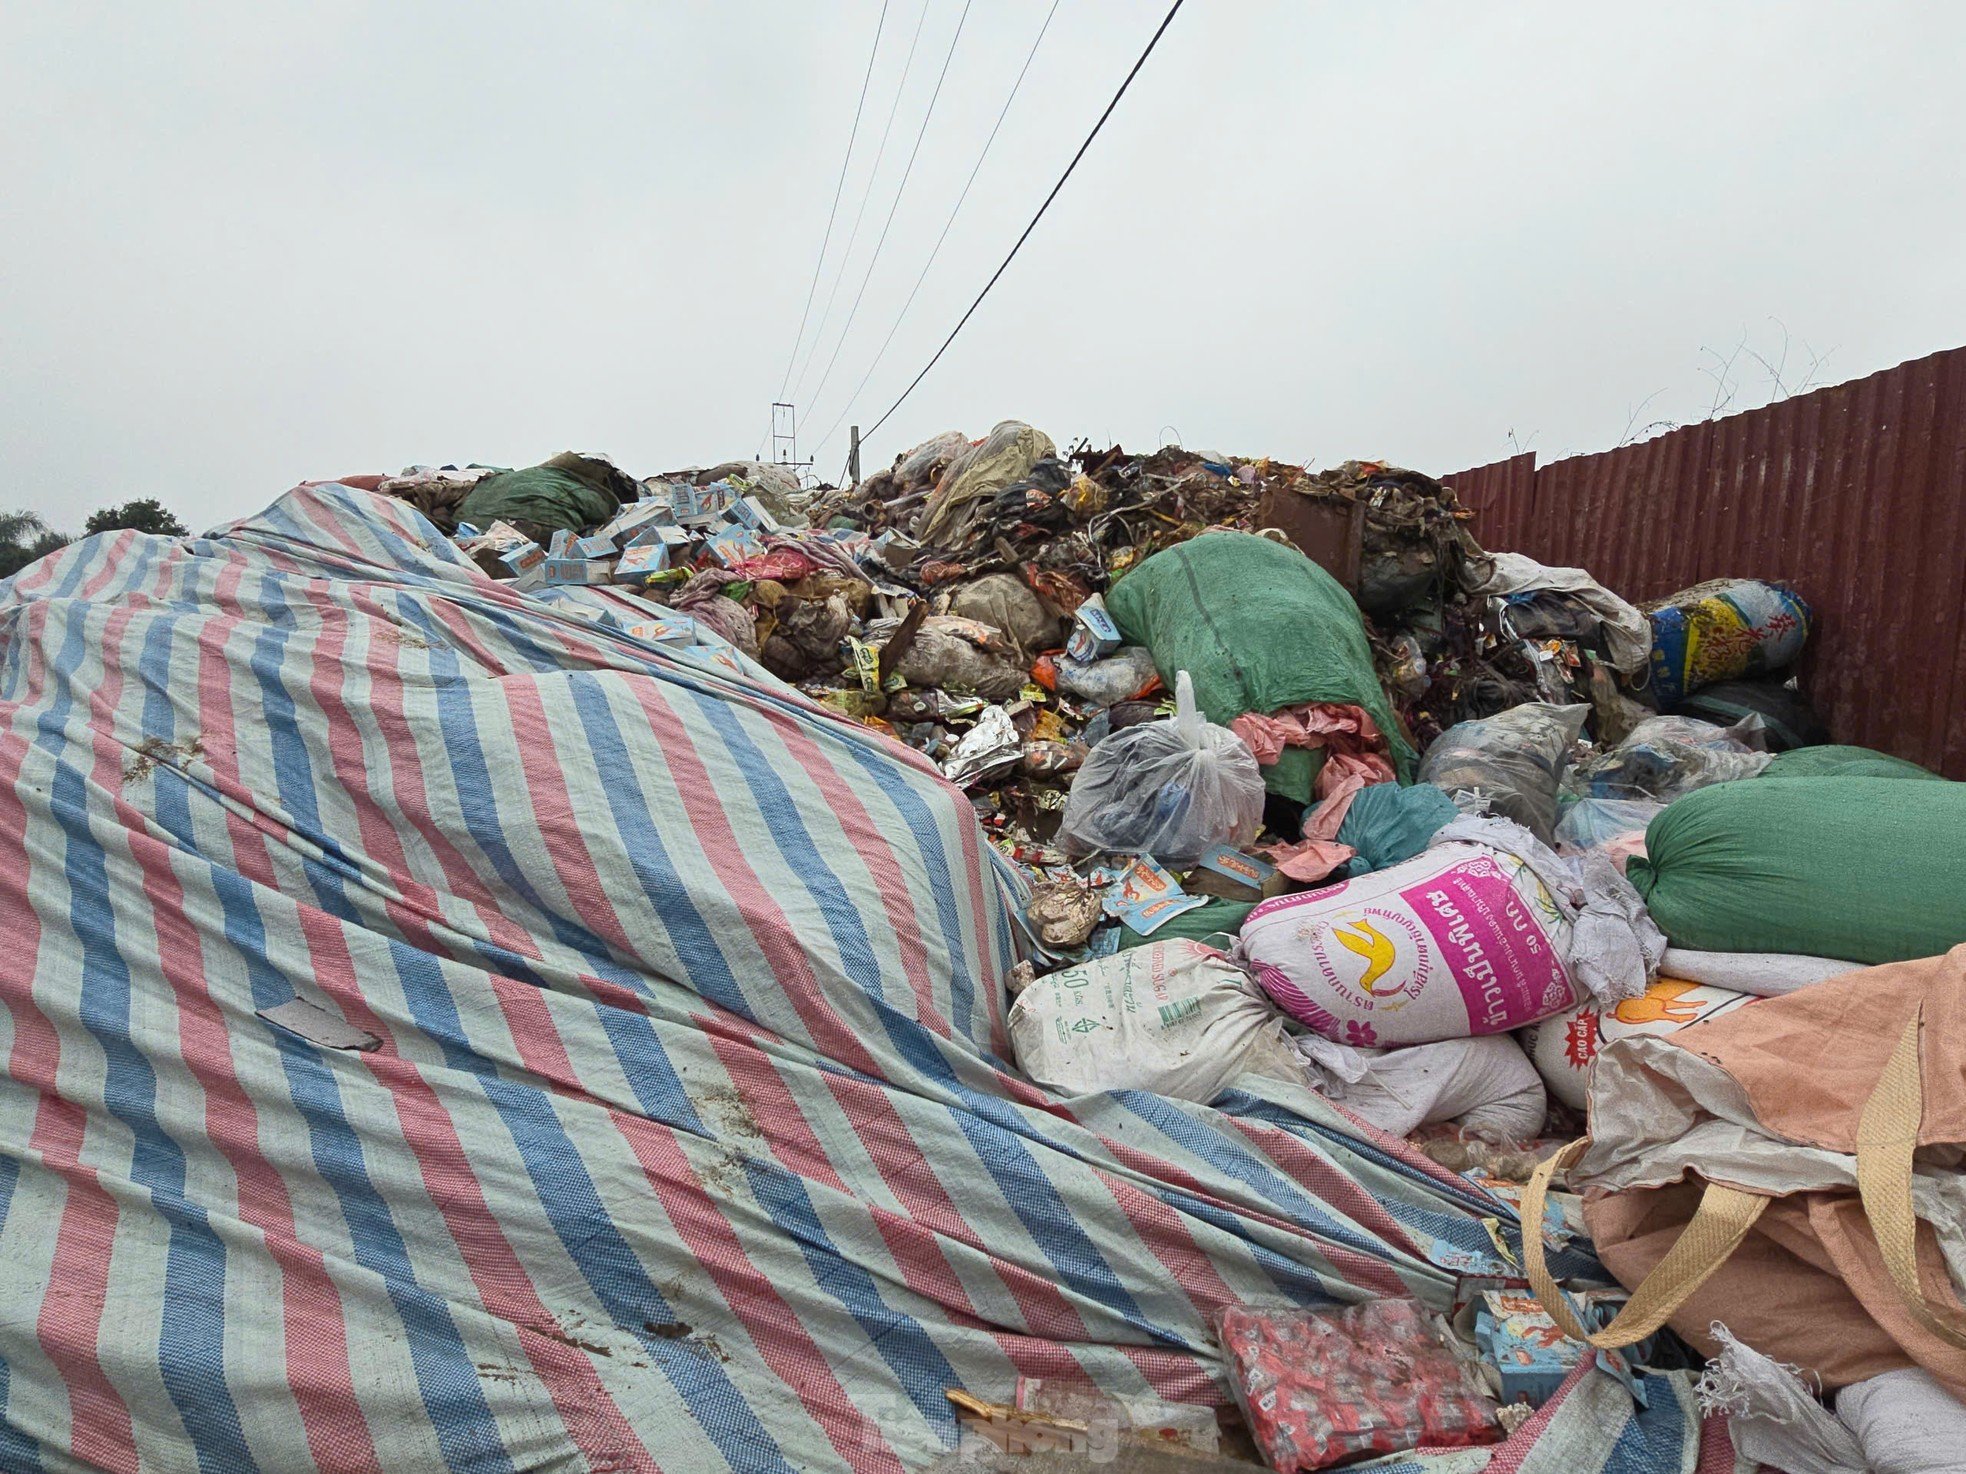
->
xmin=237 ymin=617 xmax=517 ymax=1474
xmin=375 ymin=934 xmax=797 ymax=1474
xmin=692 ymin=694 xmax=1180 ymax=1349
xmin=26 ymin=581 xmax=252 ymax=1474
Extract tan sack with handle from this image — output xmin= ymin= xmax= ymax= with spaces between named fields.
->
xmin=1521 ymin=944 xmax=1966 ymax=1396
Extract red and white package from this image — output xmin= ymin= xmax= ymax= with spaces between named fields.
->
xmin=1215 ymin=1298 xmax=1501 ymax=1469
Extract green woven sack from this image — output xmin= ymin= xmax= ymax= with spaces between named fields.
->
xmin=1629 ymin=777 xmax=1966 ymax=964
xmin=1762 ymin=745 xmax=1942 ymax=782
xmin=1105 ymin=532 xmax=1412 ymax=802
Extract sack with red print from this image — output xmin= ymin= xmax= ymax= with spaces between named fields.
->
xmin=1236 ymin=816 xmax=1663 ymax=1048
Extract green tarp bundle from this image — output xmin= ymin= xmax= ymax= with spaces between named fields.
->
xmin=455 ymin=452 xmax=630 ymax=539
xmin=1629 ymin=777 xmax=1966 ymax=964
xmin=1106 ymin=532 xmax=1413 ymax=802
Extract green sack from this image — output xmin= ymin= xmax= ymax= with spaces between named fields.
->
xmin=1334 ymin=781 xmax=1459 ymax=875
xmin=1629 ymin=778 xmax=1966 ymax=964
xmin=455 ymin=453 xmax=629 ymax=540
xmin=1115 ymin=899 xmax=1256 ymax=951
xmin=1762 ymin=745 xmax=1942 ymax=783
xmin=1105 ymin=533 xmax=1412 ymax=803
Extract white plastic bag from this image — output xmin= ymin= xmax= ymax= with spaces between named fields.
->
xmin=1008 ymin=940 xmax=1296 ymax=1103
xmin=1293 ymin=1033 xmax=1547 ymax=1140
xmin=1059 ymin=671 xmax=1265 ymax=866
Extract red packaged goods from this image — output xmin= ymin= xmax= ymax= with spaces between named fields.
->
xmin=1215 ymin=1298 xmax=1502 ymax=1469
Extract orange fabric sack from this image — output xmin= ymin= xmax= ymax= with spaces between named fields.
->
xmin=1521 ymin=946 xmax=1966 ymax=1395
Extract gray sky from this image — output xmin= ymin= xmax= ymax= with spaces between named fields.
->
xmin=4 ymin=1 xmax=1963 ymax=532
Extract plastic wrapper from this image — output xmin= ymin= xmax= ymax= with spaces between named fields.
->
xmin=1215 ymin=1298 xmax=1501 ymax=1470
xmin=942 ymin=706 xmax=1021 ymax=788
xmin=1418 ymin=702 xmax=1589 ymax=844
xmin=1058 ymin=672 xmax=1264 ymax=865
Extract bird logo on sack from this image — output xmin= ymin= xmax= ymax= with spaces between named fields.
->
xmin=1315 ymin=908 xmax=1430 ymax=1008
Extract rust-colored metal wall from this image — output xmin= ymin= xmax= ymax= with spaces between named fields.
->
xmin=1442 ymin=347 xmax=1966 ymax=777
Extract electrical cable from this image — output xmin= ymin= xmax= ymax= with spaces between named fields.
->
xmin=776 ymin=0 xmax=890 ymax=402
xmin=861 ymin=0 xmax=1185 ymax=444
xmin=788 ymin=0 xmax=933 ymax=403
xmin=799 ymin=0 xmax=972 ymax=433
xmin=809 ymin=0 xmax=1058 ymax=460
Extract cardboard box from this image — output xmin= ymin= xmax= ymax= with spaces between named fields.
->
xmin=613 ymin=544 xmax=670 ymax=579
xmin=706 ymin=526 xmax=766 ymax=567
xmin=541 ymin=558 xmax=612 ymax=586
xmin=622 ymin=617 xmax=697 ymax=646
xmin=1475 ymin=1291 xmax=1581 ymax=1406
xmin=570 ymin=533 xmax=616 ymax=560
xmin=499 ymin=541 xmax=545 ymax=577
xmin=731 ymin=495 xmax=784 ymax=535
xmin=1066 ymin=595 xmax=1123 ymax=663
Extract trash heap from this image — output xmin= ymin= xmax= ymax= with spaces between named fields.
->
xmin=377 ymin=427 xmax=1966 ymax=1472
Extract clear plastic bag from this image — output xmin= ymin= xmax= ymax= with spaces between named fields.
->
xmin=1417 ymin=702 xmax=1589 ymax=843
xmin=1059 ymin=672 xmax=1264 ymax=865
xmin=1215 ymin=1298 xmax=1502 ymax=1470
xmin=1055 ymin=646 xmax=1160 ymax=706
xmin=1568 ymin=714 xmax=1772 ymax=802
xmin=1555 ymin=796 xmax=1666 ymax=852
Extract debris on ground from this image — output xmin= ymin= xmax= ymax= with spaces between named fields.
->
xmin=3 ymin=417 xmax=1960 ymax=1472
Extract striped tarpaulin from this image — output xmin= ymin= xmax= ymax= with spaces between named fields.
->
xmin=0 ymin=485 xmax=1705 ymax=1471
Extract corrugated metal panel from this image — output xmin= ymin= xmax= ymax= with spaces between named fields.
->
xmin=1440 ymin=346 xmax=1966 ymax=778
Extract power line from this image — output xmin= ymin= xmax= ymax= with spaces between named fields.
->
xmin=799 ymin=0 xmax=972 ymax=428
xmin=777 ymin=0 xmax=891 ymax=402
xmin=810 ymin=0 xmax=1059 ymax=461
xmin=788 ymin=0 xmax=933 ymax=404
xmin=861 ymin=0 xmax=1186 ymax=445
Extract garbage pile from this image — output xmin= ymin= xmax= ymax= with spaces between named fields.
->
xmin=365 ymin=427 xmax=1966 ymax=1471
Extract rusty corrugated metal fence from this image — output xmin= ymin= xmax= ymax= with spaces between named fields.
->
xmin=1443 ymin=346 xmax=1966 ymax=777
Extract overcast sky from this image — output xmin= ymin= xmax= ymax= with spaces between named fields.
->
xmin=4 ymin=1 xmax=1963 ymax=532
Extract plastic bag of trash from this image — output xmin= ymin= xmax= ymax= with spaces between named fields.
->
xmin=1567 ymin=715 xmax=1772 ymax=802
xmin=945 ymin=573 xmax=1061 ymax=655
xmin=1054 ymin=646 xmax=1160 ymax=706
xmin=1645 ymin=578 xmax=1812 ymax=708
xmin=1292 ymin=1033 xmax=1547 ymax=1140
xmin=1678 ymin=675 xmax=1831 ymax=751
xmin=1007 ymin=940 xmax=1296 ymax=1103
xmin=1058 ymin=672 xmax=1264 ymax=865
xmin=1554 ymin=797 xmax=1666 ymax=858
xmin=1216 ymin=1298 xmax=1502 ymax=1470
xmin=1418 ymin=702 xmax=1589 ymax=843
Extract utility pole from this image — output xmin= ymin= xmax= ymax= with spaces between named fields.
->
xmin=770 ymin=402 xmax=814 ymax=483
xmin=848 ymin=426 xmax=862 ymax=486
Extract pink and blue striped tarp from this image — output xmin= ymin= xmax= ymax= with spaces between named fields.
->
xmin=0 ymin=486 xmax=1727 ymax=1471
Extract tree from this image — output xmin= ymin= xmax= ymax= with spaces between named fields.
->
xmin=0 ymin=511 xmax=72 ymax=579
xmin=83 ymin=497 xmax=188 ymax=538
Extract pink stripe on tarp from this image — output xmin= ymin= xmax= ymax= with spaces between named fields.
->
xmin=770 ymin=719 xmax=954 ymax=1041
xmin=285 ymin=909 xmax=654 ymax=1467
xmin=604 ymin=683 xmax=889 ymax=1078
xmin=0 ymin=744 xmax=138 ymax=1470
xmin=617 ymin=1121 xmax=908 ymax=1474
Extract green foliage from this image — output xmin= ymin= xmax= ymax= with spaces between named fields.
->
xmin=83 ymin=497 xmax=189 ymax=538
xmin=0 ymin=512 xmax=71 ymax=579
